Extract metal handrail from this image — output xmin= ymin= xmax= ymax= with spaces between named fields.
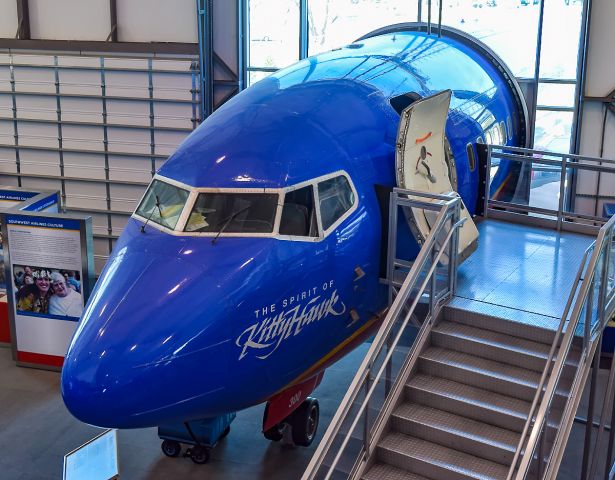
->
xmin=486 ymin=145 xmax=615 ymax=233
xmin=509 ymin=213 xmax=615 ymax=479
xmin=302 ymin=190 xmax=463 ymax=480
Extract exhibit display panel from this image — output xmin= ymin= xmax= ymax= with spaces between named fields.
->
xmin=0 ymin=186 xmax=60 ymax=344
xmin=1 ymin=209 xmax=93 ymax=369
xmin=63 ymin=429 xmax=119 ymax=480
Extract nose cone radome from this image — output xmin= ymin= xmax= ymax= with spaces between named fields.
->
xmin=61 ymin=247 xmax=234 ymax=428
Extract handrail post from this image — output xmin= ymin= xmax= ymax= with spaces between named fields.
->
xmin=581 ymin=344 xmax=601 ymax=479
xmin=557 ymin=156 xmax=567 ymax=231
xmin=584 ymin=279 xmax=594 ymax=352
xmin=429 ymin=245 xmax=436 ymax=317
xmin=387 ymin=191 xmax=398 ymax=305
xmin=451 ymin=200 xmax=461 ymax=294
xmin=363 ymin=371 xmax=371 ymax=460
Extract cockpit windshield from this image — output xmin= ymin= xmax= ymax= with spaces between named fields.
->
xmin=184 ymin=193 xmax=279 ymax=234
xmin=136 ymin=179 xmax=189 ymax=230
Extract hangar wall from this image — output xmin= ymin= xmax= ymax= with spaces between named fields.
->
xmin=0 ymin=0 xmax=243 ymax=274
xmin=576 ymin=0 xmax=615 ymax=217
xmin=0 ymin=0 xmax=198 ymax=43
xmin=0 ymin=53 xmax=199 ymax=273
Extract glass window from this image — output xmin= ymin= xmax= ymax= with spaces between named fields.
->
xmin=184 ymin=193 xmax=278 ymax=233
xmin=534 ymin=110 xmax=574 ymax=154
xmin=537 ymin=83 xmax=576 ymax=108
xmin=466 ymin=143 xmax=476 ymax=172
xmin=248 ymin=70 xmax=274 ymax=87
xmin=539 ymin=0 xmax=582 ymax=79
xmin=499 ymin=121 xmax=507 ymax=144
xmin=318 ymin=175 xmax=355 ymax=230
xmin=280 ymin=185 xmax=319 ymax=237
xmin=423 ymin=0 xmax=539 ymax=77
xmin=136 ymin=179 xmax=189 ymax=230
xmin=308 ymin=0 xmax=419 ymax=56
xmin=249 ymin=0 xmax=299 ymax=69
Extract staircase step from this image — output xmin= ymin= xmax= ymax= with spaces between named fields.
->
xmin=378 ymin=433 xmax=509 ymax=480
xmin=406 ymin=374 xmax=530 ymax=432
xmin=419 ymin=346 xmax=541 ymax=402
xmin=392 ymin=403 xmax=519 ymax=465
xmin=444 ymin=303 xmax=558 ymax=344
xmin=432 ymin=321 xmax=551 ymax=372
xmin=363 ymin=463 xmax=430 ymax=480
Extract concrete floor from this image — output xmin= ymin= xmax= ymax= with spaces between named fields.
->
xmin=1 ymin=338 xmax=614 ymax=480
xmin=0 ymin=342 xmax=366 ymax=480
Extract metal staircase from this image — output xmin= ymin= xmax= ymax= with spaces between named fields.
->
xmin=302 ymin=146 xmax=615 ymax=480
xmin=363 ymin=303 xmax=579 ymax=480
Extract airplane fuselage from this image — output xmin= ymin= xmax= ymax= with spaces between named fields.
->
xmin=62 ymin=26 xmax=526 ymax=428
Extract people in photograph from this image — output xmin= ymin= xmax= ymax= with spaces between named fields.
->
xmin=61 ymin=270 xmax=81 ymax=293
xmin=49 ymin=272 xmax=83 ymax=318
xmin=18 ymin=269 xmax=53 ymax=314
xmin=14 ymin=266 xmax=33 ymax=289
xmin=16 ymin=284 xmax=38 ymax=311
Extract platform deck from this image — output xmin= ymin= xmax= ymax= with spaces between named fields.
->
xmin=453 ymin=219 xmax=594 ymax=329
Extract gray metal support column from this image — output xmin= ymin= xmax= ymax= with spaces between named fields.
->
xmin=299 ymin=0 xmax=308 ymax=60
xmin=529 ymin=0 xmax=546 ymax=149
xmin=100 ymin=58 xmax=113 ymax=256
xmin=53 ymin=56 xmax=66 ymax=208
xmin=196 ymin=0 xmax=247 ymax=121
xmin=15 ymin=0 xmax=30 ymax=40
xmin=108 ymin=0 xmax=118 ymax=42
xmin=9 ymin=59 xmax=21 ymax=187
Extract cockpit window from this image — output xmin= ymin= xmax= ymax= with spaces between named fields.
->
xmin=184 ymin=193 xmax=278 ymax=233
xmin=279 ymin=185 xmax=318 ymax=237
xmin=318 ymin=175 xmax=355 ymax=230
xmin=136 ymin=179 xmax=189 ymax=230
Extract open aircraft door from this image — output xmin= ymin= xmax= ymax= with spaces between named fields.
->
xmin=395 ymin=89 xmax=478 ymax=263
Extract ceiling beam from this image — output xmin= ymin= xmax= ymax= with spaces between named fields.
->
xmin=0 ymin=38 xmax=198 ymax=55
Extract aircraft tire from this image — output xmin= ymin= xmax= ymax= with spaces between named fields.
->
xmin=290 ymin=398 xmax=320 ymax=447
xmin=263 ymin=423 xmax=284 ymax=442
xmin=161 ymin=440 xmax=181 ymax=458
xmin=190 ymin=445 xmax=210 ymax=464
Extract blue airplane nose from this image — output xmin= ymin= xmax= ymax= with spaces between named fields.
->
xmin=61 ymin=246 xmax=233 ymax=428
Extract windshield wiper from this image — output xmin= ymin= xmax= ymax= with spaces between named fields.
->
xmin=211 ymin=205 xmax=251 ymax=245
xmin=141 ymin=194 xmax=163 ymax=233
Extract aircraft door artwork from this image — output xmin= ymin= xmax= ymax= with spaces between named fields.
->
xmin=395 ymin=89 xmax=479 ymax=263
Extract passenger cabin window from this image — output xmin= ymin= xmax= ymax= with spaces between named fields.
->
xmin=466 ymin=143 xmax=476 ymax=172
xmin=499 ymin=121 xmax=507 ymax=144
xmin=136 ymin=179 xmax=189 ymax=230
xmin=184 ymin=193 xmax=278 ymax=233
xmin=279 ymin=185 xmax=318 ymax=237
xmin=318 ymin=175 xmax=355 ymax=231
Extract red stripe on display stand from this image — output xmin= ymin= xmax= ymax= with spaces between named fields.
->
xmin=0 ymin=298 xmax=10 ymax=344
xmin=17 ymin=351 xmax=65 ymax=368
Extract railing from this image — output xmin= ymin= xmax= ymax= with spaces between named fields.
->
xmin=507 ymin=212 xmax=615 ymax=479
xmin=484 ymin=145 xmax=615 ymax=235
xmin=302 ymin=188 xmax=464 ymax=480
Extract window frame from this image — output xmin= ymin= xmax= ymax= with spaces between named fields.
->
xmin=316 ymin=173 xmax=357 ymax=235
xmin=131 ymin=170 xmax=358 ymax=242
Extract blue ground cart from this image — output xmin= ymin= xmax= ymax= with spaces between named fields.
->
xmin=158 ymin=413 xmax=236 ymax=464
